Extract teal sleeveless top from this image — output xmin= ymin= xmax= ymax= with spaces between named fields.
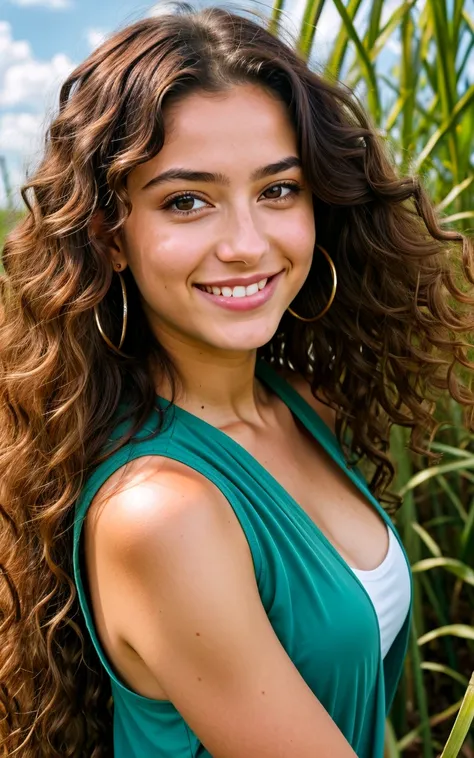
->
xmin=73 ymin=359 xmax=413 ymax=758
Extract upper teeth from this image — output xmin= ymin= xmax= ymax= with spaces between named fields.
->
xmin=200 ymin=278 xmax=268 ymax=297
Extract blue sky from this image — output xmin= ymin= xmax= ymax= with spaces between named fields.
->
xmin=1 ymin=0 xmax=468 ymax=206
xmin=0 ymin=0 xmax=322 ymax=204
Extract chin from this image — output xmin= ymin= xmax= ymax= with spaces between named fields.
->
xmin=205 ymin=321 xmax=280 ymax=352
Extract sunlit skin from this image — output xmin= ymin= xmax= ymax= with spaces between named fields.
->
xmin=108 ymin=83 xmax=316 ymax=426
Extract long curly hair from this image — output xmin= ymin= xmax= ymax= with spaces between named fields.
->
xmin=1 ymin=2 xmax=473 ymax=755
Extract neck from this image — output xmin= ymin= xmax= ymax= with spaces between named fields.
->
xmin=152 ymin=334 xmax=268 ymax=428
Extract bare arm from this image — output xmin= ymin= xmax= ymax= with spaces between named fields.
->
xmin=89 ymin=458 xmax=358 ymax=758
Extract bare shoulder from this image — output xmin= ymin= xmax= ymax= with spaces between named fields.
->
xmin=85 ymin=455 xmax=247 ymax=563
xmin=276 ymin=367 xmax=337 ymax=434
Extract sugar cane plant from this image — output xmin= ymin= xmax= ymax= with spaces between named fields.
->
xmin=269 ymin=0 xmax=474 ymax=755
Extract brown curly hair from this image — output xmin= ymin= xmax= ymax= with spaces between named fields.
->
xmin=1 ymin=2 xmax=473 ymax=755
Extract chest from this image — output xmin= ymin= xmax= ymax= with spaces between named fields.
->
xmin=227 ymin=413 xmax=390 ymax=572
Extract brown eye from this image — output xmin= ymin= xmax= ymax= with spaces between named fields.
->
xmin=174 ymin=195 xmax=197 ymax=212
xmin=261 ymin=183 xmax=301 ymax=202
xmin=163 ymin=194 xmax=209 ymax=215
xmin=264 ymin=185 xmax=284 ymax=199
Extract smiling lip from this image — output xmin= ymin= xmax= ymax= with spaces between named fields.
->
xmin=193 ymin=270 xmax=284 ymax=312
xmin=195 ymin=271 xmax=280 ymax=288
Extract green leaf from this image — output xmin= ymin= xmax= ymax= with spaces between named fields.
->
xmin=366 ymin=0 xmax=383 ymax=50
xmin=410 ymin=622 xmax=434 ymax=758
xmin=369 ymin=0 xmax=416 ymax=61
xmin=385 ymin=90 xmax=411 ymax=132
xmin=411 ymin=523 xmax=442 ymax=557
xmin=398 ymin=455 xmax=474 ymax=495
xmin=421 ymin=662 xmax=469 ymax=688
xmin=440 ymin=673 xmax=474 ymax=758
xmin=397 ymin=700 xmax=464 ymax=751
xmin=418 ymin=625 xmax=474 ymax=646
xmin=436 ymin=176 xmax=474 ymax=211
xmin=325 ymin=0 xmax=365 ymax=80
xmin=457 ymin=34 xmax=474 ymax=79
xmin=411 ymin=557 xmax=474 ymax=586
xmin=462 ymin=9 xmax=474 ymax=34
xmin=297 ymin=0 xmax=327 ymax=59
xmin=268 ymin=0 xmax=287 ymax=36
xmin=435 ymin=475 xmax=468 ymax=523
xmin=460 ymin=497 xmax=474 ymax=562
xmin=385 ymin=718 xmax=401 ymax=758
xmin=440 ymin=211 xmax=474 ymax=224
xmin=430 ymin=441 xmax=474 ymax=458
xmin=327 ymin=0 xmax=381 ymax=121
xmin=414 ymin=85 xmax=474 ymax=171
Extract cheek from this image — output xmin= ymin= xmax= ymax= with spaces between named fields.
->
xmin=125 ymin=219 xmax=199 ymax=291
xmin=281 ymin=206 xmax=315 ymax=264
xmin=134 ymin=253 xmax=195 ymax=306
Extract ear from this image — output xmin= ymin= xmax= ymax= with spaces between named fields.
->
xmin=89 ymin=209 xmax=128 ymax=271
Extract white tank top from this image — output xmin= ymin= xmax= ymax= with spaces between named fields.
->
xmin=350 ymin=527 xmax=411 ymax=658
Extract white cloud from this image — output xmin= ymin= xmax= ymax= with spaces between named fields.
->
xmin=0 ymin=21 xmax=30 ymax=75
xmin=8 ymin=0 xmax=72 ymax=8
xmin=0 ymin=113 xmax=44 ymax=153
xmin=0 ymin=22 xmax=76 ymax=206
xmin=0 ymin=23 xmax=74 ymax=108
xmin=0 ymin=53 xmax=74 ymax=107
xmin=86 ymin=28 xmax=107 ymax=50
xmin=148 ymin=2 xmax=176 ymax=16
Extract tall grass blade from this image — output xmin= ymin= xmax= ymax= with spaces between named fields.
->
xmin=414 ymin=84 xmax=474 ymax=171
xmin=399 ymin=455 xmax=474 ymax=495
xmin=297 ymin=0 xmax=326 ymax=59
xmin=436 ymin=177 xmax=474 ymax=212
xmin=325 ymin=0 xmax=365 ymax=80
xmin=410 ymin=622 xmax=434 ymax=758
xmin=385 ymin=718 xmax=401 ymax=757
xmin=421 ymin=663 xmax=469 ymax=688
xmin=397 ymin=700 xmax=465 ymax=751
xmin=411 ymin=558 xmax=474 ymax=586
xmin=418 ymin=625 xmax=474 ymax=646
xmin=460 ymin=498 xmax=474 ymax=562
xmin=440 ymin=211 xmax=474 ymax=224
xmin=411 ymin=523 xmax=442 ymax=557
xmin=327 ymin=0 xmax=381 ymax=120
xmin=268 ymin=0 xmax=286 ymax=35
xmin=439 ymin=673 xmax=474 ymax=758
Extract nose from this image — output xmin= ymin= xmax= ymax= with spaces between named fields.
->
xmin=215 ymin=204 xmax=270 ymax=265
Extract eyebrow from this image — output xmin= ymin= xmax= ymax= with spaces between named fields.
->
xmin=140 ymin=155 xmax=302 ymax=191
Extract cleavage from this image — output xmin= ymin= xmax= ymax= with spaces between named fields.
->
xmin=226 ymin=408 xmax=389 ymax=571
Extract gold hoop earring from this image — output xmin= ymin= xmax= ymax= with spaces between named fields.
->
xmin=287 ymin=244 xmax=337 ymax=323
xmin=94 ymin=271 xmax=128 ymax=356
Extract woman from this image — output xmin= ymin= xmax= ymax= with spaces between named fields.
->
xmin=1 ymin=3 xmax=473 ymax=757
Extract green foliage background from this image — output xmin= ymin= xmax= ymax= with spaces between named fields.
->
xmin=269 ymin=0 xmax=474 ymax=755
xmin=0 ymin=0 xmax=473 ymax=753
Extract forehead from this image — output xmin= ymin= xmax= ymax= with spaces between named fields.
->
xmin=128 ymin=83 xmax=299 ymax=193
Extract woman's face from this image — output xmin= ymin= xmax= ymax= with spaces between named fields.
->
xmin=117 ymin=83 xmax=315 ymax=355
